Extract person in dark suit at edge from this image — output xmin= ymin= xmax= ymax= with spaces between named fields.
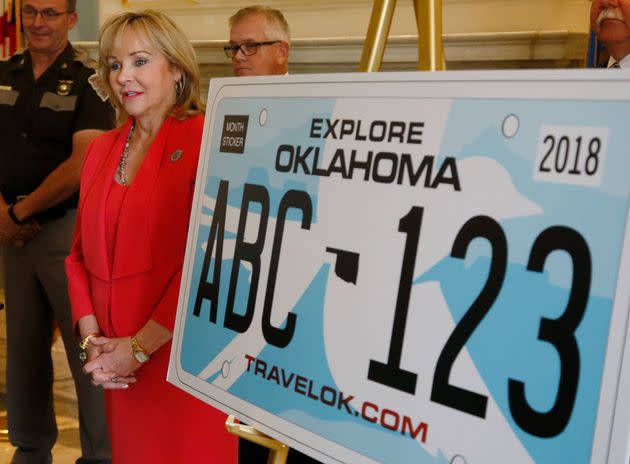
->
xmin=591 ymin=0 xmax=630 ymax=68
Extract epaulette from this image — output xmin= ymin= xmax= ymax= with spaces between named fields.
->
xmin=4 ymin=50 xmax=27 ymax=70
xmin=7 ymin=50 xmax=26 ymax=62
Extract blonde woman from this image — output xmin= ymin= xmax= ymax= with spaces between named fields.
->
xmin=65 ymin=10 xmax=237 ymax=463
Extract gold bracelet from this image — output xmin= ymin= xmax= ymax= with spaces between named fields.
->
xmin=79 ymin=333 xmax=100 ymax=350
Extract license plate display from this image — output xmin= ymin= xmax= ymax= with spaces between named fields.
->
xmin=169 ymin=72 xmax=630 ymax=464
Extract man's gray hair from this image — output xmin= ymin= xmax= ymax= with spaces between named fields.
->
xmin=67 ymin=0 xmax=77 ymax=11
xmin=229 ymin=5 xmax=290 ymax=42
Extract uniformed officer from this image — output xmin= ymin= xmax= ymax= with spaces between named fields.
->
xmin=0 ymin=1 xmax=113 ymax=463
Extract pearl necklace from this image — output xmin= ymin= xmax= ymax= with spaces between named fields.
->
xmin=116 ymin=121 xmax=135 ymax=186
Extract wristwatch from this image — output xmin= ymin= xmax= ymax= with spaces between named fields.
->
xmin=8 ymin=203 xmax=26 ymax=225
xmin=130 ymin=336 xmax=150 ymax=363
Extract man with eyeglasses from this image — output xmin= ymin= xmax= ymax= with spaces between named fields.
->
xmin=227 ymin=5 xmax=290 ymax=77
xmin=591 ymin=0 xmax=630 ymax=68
xmin=0 ymin=1 xmax=113 ymax=463
xmin=229 ymin=7 xmax=321 ymax=464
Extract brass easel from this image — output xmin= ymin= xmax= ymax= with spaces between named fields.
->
xmin=225 ymin=416 xmax=289 ymax=464
xmin=225 ymin=2 xmax=444 ymax=462
xmin=360 ymin=0 xmax=445 ymax=72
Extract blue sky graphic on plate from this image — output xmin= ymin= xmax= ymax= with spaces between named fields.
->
xmin=430 ymin=98 xmax=630 ymax=463
xmin=228 ymin=265 xmax=447 ymax=464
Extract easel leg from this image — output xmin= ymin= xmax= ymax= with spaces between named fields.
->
xmin=414 ymin=0 xmax=445 ymax=70
xmin=359 ymin=0 xmax=398 ymax=72
xmin=266 ymin=445 xmax=289 ymax=464
xmin=226 ymin=416 xmax=290 ymax=464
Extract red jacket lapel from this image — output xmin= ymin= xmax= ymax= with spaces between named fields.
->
xmin=81 ymin=119 xmax=132 ymax=280
xmin=111 ymin=117 xmax=174 ymax=279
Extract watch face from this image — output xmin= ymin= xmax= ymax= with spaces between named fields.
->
xmin=131 ymin=337 xmax=150 ymax=363
xmin=134 ymin=350 xmax=149 ymax=363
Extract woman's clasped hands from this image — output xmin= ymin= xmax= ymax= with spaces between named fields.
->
xmin=83 ymin=336 xmax=140 ymax=389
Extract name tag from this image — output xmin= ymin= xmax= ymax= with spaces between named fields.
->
xmin=40 ymin=92 xmax=77 ymax=112
xmin=0 ymin=88 xmax=18 ymax=106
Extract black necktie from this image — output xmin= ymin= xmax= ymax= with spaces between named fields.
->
xmin=611 ymin=61 xmax=621 ymax=68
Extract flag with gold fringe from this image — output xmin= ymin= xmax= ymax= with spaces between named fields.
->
xmin=1 ymin=0 xmax=21 ymax=59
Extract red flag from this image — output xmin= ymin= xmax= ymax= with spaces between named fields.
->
xmin=0 ymin=1 xmax=6 ymax=58
xmin=1 ymin=0 xmax=20 ymax=58
xmin=0 ymin=20 xmax=4 ymax=59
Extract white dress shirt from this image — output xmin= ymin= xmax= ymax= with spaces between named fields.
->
xmin=608 ymin=54 xmax=630 ymax=69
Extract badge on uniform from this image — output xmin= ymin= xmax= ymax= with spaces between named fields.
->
xmin=57 ymin=80 xmax=73 ymax=96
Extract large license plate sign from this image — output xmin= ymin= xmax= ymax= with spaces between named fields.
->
xmin=169 ymin=72 xmax=630 ymax=464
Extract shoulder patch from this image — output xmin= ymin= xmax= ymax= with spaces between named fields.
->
xmin=88 ymin=74 xmax=109 ymax=102
xmin=74 ymin=48 xmax=98 ymax=69
xmin=4 ymin=51 xmax=26 ymax=70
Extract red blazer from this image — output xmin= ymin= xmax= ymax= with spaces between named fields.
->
xmin=66 ymin=115 xmax=204 ymax=336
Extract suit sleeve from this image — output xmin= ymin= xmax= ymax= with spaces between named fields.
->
xmin=149 ymin=267 xmax=184 ymax=332
xmin=149 ymin=116 xmax=203 ymax=332
xmin=149 ymin=172 xmax=196 ymax=332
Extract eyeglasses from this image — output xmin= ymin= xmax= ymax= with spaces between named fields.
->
xmin=21 ymin=6 xmax=73 ymax=21
xmin=224 ymin=41 xmax=280 ymax=58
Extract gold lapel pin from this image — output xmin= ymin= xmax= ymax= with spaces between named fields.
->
xmin=170 ymin=149 xmax=183 ymax=162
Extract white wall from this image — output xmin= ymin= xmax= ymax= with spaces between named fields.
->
xmin=69 ymin=0 xmax=100 ymax=42
xmin=90 ymin=0 xmax=592 ymax=80
xmin=98 ymin=0 xmax=591 ymax=40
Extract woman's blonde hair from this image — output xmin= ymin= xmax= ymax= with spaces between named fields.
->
xmin=98 ymin=9 xmax=204 ymax=125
